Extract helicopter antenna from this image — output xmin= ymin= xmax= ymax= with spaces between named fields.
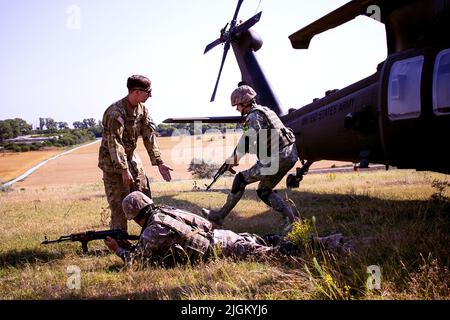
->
xmin=204 ymin=0 xmax=262 ymax=102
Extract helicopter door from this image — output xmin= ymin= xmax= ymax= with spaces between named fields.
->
xmin=387 ymin=56 xmax=424 ymax=121
xmin=432 ymin=49 xmax=450 ymax=116
xmin=379 ymin=52 xmax=426 ymax=169
xmin=429 ymin=48 xmax=450 ymax=172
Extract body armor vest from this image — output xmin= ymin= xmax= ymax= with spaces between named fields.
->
xmin=247 ymin=106 xmax=296 ymax=155
xmin=151 ymin=206 xmax=212 ymax=256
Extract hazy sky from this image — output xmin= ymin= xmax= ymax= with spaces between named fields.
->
xmin=0 ymin=0 xmax=386 ymax=128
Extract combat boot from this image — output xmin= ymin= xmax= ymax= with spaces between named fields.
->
xmin=201 ymin=209 xmax=225 ymax=226
xmin=201 ymin=191 xmax=244 ymax=226
xmin=268 ymin=192 xmax=297 ymax=224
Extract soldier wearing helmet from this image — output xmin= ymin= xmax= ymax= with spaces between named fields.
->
xmin=104 ymin=191 xmax=276 ymax=265
xmin=98 ymin=74 xmax=173 ymax=232
xmin=202 ymin=85 xmax=300 ymax=228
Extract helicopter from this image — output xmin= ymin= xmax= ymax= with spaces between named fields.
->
xmin=163 ymin=0 xmax=450 ymax=186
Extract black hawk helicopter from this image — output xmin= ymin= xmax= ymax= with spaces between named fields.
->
xmin=164 ymin=0 xmax=450 ymax=186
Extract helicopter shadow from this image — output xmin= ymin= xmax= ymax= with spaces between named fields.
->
xmin=154 ymin=188 xmax=450 ymax=238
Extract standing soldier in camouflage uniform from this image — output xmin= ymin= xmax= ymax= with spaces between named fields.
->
xmin=98 ymin=75 xmax=173 ymax=232
xmin=104 ymin=191 xmax=275 ymax=265
xmin=202 ymin=85 xmax=299 ymax=227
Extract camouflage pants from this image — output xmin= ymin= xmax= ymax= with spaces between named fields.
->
xmin=239 ymin=144 xmax=298 ymax=216
xmin=102 ymin=162 xmax=151 ymax=231
xmin=241 ymin=143 xmax=298 ymax=191
xmin=212 ymin=229 xmax=275 ymax=259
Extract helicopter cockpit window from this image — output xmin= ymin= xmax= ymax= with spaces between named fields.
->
xmin=388 ymin=56 xmax=424 ymax=120
xmin=433 ymin=49 xmax=450 ymax=115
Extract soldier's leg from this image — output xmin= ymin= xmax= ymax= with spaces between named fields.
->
xmin=202 ymin=171 xmax=253 ymax=225
xmin=256 ymin=186 xmax=296 ymax=223
xmin=103 ymin=172 xmax=129 ymax=231
xmin=212 ymin=230 xmax=275 ymax=259
xmin=257 ymin=168 xmax=297 ymax=223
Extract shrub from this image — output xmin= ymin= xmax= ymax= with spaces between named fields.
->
xmin=12 ymin=144 xmax=21 ymax=152
xmin=187 ymin=158 xmax=220 ymax=179
xmin=20 ymin=144 xmax=30 ymax=152
xmin=285 ymin=219 xmax=314 ymax=249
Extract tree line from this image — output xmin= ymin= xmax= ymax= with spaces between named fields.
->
xmin=0 ymin=117 xmax=103 ymax=152
xmin=156 ymin=123 xmax=240 ymax=137
xmin=1 ymin=117 xmax=240 ymax=152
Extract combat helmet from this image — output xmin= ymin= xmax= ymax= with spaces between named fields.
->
xmin=230 ymin=85 xmax=257 ymax=106
xmin=122 ymin=191 xmax=154 ymax=220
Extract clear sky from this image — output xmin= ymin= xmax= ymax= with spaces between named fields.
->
xmin=0 ymin=0 xmax=386 ymax=128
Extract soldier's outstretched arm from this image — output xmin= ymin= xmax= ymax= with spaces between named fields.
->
xmin=158 ymin=163 xmax=173 ymax=182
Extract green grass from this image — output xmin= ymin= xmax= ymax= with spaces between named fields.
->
xmin=0 ymin=169 xmax=449 ymax=299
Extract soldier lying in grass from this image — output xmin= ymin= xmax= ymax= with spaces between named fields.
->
xmin=104 ymin=191 xmax=346 ymax=266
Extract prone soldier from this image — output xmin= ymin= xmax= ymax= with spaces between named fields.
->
xmin=104 ymin=191 xmax=276 ymax=265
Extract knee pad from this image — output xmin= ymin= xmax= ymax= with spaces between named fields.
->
xmin=257 ymin=188 xmax=273 ymax=207
xmin=231 ymin=172 xmax=248 ymax=194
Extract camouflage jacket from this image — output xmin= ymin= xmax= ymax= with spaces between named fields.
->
xmin=116 ymin=206 xmax=213 ymax=265
xmin=98 ymin=97 xmax=163 ymax=173
xmin=234 ymin=104 xmax=296 ymax=163
xmin=115 ymin=206 xmax=273 ymax=265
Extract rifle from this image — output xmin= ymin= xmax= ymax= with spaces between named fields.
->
xmin=41 ymin=229 xmax=140 ymax=254
xmin=205 ymin=162 xmax=236 ymax=191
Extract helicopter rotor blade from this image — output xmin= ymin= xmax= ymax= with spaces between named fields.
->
xmin=206 ymin=0 xmax=262 ymax=102
xmin=204 ymin=37 xmax=223 ymax=54
xmin=232 ymin=0 xmax=244 ymax=23
xmin=204 ymin=22 xmax=229 ymax=54
xmin=289 ymin=0 xmax=374 ymax=49
xmin=233 ymin=11 xmax=262 ymax=35
xmin=210 ymin=42 xmax=231 ymax=102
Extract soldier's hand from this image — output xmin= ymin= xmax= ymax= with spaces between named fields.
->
xmin=104 ymin=236 xmax=119 ymax=252
xmin=122 ymin=169 xmax=134 ymax=186
xmin=158 ymin=164 xmax=173 ymax=182
xmin=117 ymin=239 xmax=134 ymax=251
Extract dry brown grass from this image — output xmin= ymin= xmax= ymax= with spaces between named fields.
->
xmin=2 ymin=134 xmax=351 ymax=188
xmin=1 ymin=169 xmax=449 ymax=300
xmin=0 ymin=149 xmax=60 ymax=182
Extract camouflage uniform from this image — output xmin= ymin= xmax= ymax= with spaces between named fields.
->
xmin=203 ymin=103 xmax=298 ymax=226
xmin=115 ymin=201 xmax=274 ymax=265
xmin=98 ymin=97 xmax=163 ymax=231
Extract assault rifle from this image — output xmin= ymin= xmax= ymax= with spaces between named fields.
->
xmin=41 ymin=229 xmax=140 ymax=254
xmin=205 ymin=162 xmax=236 ymax=191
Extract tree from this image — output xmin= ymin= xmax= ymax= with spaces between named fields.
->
xmin=82 ymin=118 xmax=96 ymax=129
xmin=45 ymin=118 xmax=57 ymax=132
xmin=39 ymin=117 xmax=45 ymax=131
xmin=0 ymin=120 xmax=13 ymax=141
xmin=57 ymin=122 xmax=69 ymax=130
xmin=13 ymin=118 xmax=32 ymax=136
xmin=0 ymin=118 xmax=31 ymax=141
xmin=73 ymin=121 xmax=84 ymax=129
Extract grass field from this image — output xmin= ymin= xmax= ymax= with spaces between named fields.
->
xmin=1 ymin=169 xmax=449 ymax=299
xmin=0 ymin=149 xmax=60 ymax=182
xmin=1 ymin=135 xmax=351 ymax=187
